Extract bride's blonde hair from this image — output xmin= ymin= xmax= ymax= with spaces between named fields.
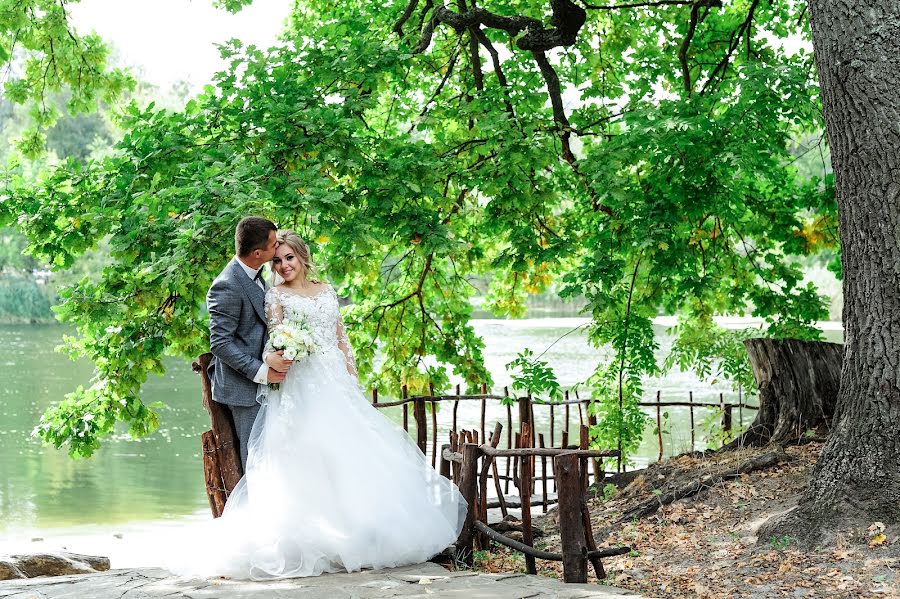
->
xmin=275 ymin=230 xmax=320 ymax=282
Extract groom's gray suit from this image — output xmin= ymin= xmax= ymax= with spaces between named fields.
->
xmin=207 ymin=257 xmax=269 ymax=471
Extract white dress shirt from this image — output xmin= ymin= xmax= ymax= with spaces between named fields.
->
xmin=235 ymin=257 xmax=270 ymax=385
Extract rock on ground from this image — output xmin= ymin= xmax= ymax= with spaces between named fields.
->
xmin=0 ymin=562 xmax=646 ymax=598
xmin=0 ymin=552 xmax=110 ymax=580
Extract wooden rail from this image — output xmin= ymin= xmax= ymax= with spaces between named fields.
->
xmin=373 ymin=385 xmax=758 ymax=474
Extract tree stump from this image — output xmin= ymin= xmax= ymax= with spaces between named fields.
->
xmin=725 ymin=338 xmax=843 ymax=448
xmin=193 ymin=353 xmax=243 ymax=517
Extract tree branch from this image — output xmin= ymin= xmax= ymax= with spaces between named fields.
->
xmin=471 ymin=27 xmax=516 ymax=118
xmin=532 ymin=50 xmax=574 ymax=162
xmin=413 ymin=0 xmax=586 ymax=55
xmin=699 ymin=0 xmax=760 ymax=96
xmin=394 ymin=0 xmax=420 ymax=35
xmin=581 ymin=0 xmax=691 ymax=8
xmin=678 ymin=1 xmax=701 ymax=94
xmin=408 ymin=41 xmax=462 ymax=133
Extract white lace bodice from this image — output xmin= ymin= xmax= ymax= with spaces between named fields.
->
xmin=264 ymin=285 xmax=356 ymax=373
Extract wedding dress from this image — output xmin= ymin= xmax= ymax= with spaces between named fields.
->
xmin=175 ymin=286 xmax=467 ymax=580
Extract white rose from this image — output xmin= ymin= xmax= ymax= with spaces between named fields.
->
xmin=284 ymin=347 xmax=298 ymax=360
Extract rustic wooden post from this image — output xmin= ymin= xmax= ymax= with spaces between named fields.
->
xmin=431 ymin=402 xmax=438 ymax=468
xmin=402 ymin=384 xmax=409 ymax=432
xmin=576 ymin=389 xmax=584 ymax=428
xmin=476 ymin=423 xmax=503 ymax=549
xmin=555 ymin=452 xmax=588 ymax=583
xmin=194 ymin=353 xmax=242 ymax=514
xmin=539 ymin=433 xmax=548 ymax=513
xmin=689 ymin=390 xmax=695 ymax=451
xmin=550 ymin=403 xmax=556 ymax=447
xmin=579 ymin=425 xmax=590 ymax=487
xmin=579 ymin=439 xmax=606 ymax=580
xmin=490 ymin=455 xmax=509 ymax=519
xmin=720 ymin=392 xmax=733 ymax=436
xmin=453 ymin=383 xmax=460 ymax=433
xmin=480 ymin=383 xmax=487 ymax=441
xmin=520 ymin=424 xmax=536 ymax=575
xmin=455 ymin=443 xmax=480 ymax=566
xmin=414 ymin=395 xmax=427 ymax=454
xmin=518 ymin=394 xmax=533 ymax=442
xmin=505 ymin=387 xmax=512 ymax=493
xmin=656 ymin=390 xmax=663 ymax=462
xmin=586 ymin=408 xmax=601 ymax=483
xmin=449 ymin=431 xmax=460 ymax=483
xmin=439 ymin=443 xmax=452 ymax=480
xmin=429 ymin=382 xmax=437 ymax=468
xmin=513 ymin=432 xmax=521 ymax=489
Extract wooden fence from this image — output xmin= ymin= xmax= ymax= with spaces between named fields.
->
xmin=371 ymin=384 xmax=758 ymax=503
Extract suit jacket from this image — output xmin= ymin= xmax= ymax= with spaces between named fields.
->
xmin=207 ymin=258 xmax=268 ymax=407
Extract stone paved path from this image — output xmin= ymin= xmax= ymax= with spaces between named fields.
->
xmin=0 ymin=562 xmax=647 ymax=598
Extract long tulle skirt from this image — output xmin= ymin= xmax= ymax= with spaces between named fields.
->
xmin=170 ymin=350 xmax=467 ymax=580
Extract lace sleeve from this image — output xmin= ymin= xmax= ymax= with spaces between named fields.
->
xmin=336 ymin=308 xmax=358 ymax=379
xmin=264 ymin=288 xmax=284 ymax=357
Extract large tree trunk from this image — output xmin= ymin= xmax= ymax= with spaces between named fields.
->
xmin=761 ymin=0 xmax=900 ymax=546
xmin=725 ymin=338 xmax=842 ymax=448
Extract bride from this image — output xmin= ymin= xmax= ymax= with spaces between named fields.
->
xmin=177 ymin=230 xmax=467 ymax=580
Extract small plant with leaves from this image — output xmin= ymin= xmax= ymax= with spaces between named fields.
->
xmin=769 ymin=535 xmax=793 ymax=551
xmin=602 ymin=483 xmax=618 ymax=501
xmin=504 ymin=348 xmax=563 ymax=406
xmin=698 ymin=407 xmax=747 ymax=449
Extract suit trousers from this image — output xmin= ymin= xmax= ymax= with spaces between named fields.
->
xmin=228 ymin=403 xmax=261 ymax=472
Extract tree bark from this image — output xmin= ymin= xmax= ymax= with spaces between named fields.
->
xmin=724 ymin=338 xmax=842 ymax=448
xmin=761 ymin=0 xmax=900 ymax=546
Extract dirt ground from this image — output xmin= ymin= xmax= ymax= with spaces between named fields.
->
xmin=476 ymin=443 xmax=900 ymax=598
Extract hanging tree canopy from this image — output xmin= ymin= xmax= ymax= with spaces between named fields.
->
xmin=1 ymin=0 xmax=836 ymax=458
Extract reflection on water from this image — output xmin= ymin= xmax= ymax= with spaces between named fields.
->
xmin=0 ymin=321 xmax=842 ymax=537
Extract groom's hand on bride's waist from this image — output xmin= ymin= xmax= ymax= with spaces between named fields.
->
xmin=265 ymin=350 xmax=294 ymax=373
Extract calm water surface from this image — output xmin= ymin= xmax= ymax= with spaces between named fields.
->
xmin=0 ymin=320 xmax=842 ymax=550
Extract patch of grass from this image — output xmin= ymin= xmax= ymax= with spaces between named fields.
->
xmin=603 ymin=483 xmax=617 ymax=501
xmin=473 ymin=549 xmax=491 ymax=568
xmin=768 ymin=535 xmax=793 ymax=551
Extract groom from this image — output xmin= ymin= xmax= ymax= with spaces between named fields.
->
xmin=206 ymin=216 xmax=291 ymax=470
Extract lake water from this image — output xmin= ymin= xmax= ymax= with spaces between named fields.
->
xmin=0 ymin=320 xmax=842 ymax=564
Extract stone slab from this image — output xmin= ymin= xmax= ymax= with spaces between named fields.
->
xmin=0 ymin=562 xmax=647 ymax=599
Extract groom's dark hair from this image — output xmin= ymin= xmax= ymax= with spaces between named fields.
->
xmin=235 ymin=216 xmax=277 ymax=256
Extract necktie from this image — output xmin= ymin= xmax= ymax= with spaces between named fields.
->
xmin=254 ymin=268 xmax=265 ymax=290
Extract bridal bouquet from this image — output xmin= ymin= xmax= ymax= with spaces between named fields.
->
xmin=267 ymin=318 xmax=317 ymax=389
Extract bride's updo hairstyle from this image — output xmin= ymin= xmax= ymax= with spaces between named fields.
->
xmin=276 ymin=230 xmax=320 ymax=282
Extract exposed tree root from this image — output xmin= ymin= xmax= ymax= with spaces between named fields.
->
xmin=617 ymin=451 xmax=791 ymax=523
